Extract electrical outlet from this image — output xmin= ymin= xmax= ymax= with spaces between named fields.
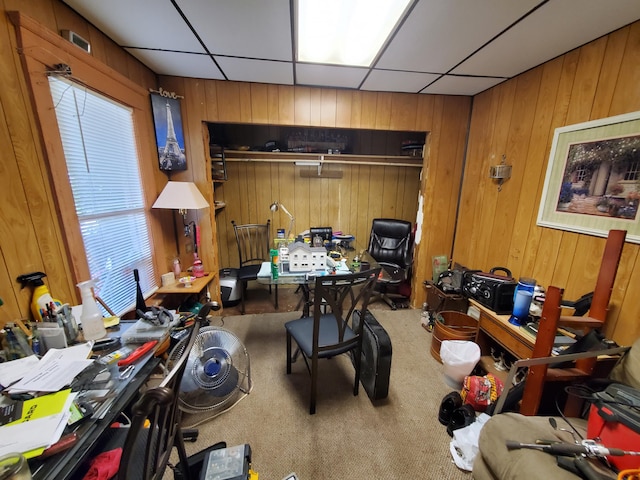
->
xmin=185 ymin=242 xmax=193 ymax=254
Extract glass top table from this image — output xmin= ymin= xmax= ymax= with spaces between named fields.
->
xmin=256 ymin=241 xmax=388 ymax=316
xmin=256 ymin=242 xmax=387 ymax=286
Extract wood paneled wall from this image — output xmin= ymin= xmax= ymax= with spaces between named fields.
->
xmin=3 ymin=0 xmax=637 ymax=345
xmin=215 ymin=162 xmax=421 ymax=270
xmin=0 ymin=0 xmax=171 ymax=322
xmin=454 ymin=22 xmax=640 ymax=344
xmin=156 ymin=77 xmax=472 ymax=310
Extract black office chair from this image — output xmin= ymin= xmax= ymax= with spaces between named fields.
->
xmin=115 ymin=303 xmax=219 ymax=480
xmin=366 ymin=218 xmax=413 ymax=310
xmin=232 ymin=220 xmax=276 ymax=314
xmin=285 ymin=268 xmax=381 ymax=414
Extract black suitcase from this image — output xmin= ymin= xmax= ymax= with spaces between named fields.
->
xmin=352 ymin=309 xmax=392 ymax=400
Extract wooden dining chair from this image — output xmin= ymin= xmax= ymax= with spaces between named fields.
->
xmin=285 ymin=268 xmax=381 ymax=414
xmin=116 ymin=303 xmax=212 ymax=480
xmin=231 ymin=220 xmax=276 ymax=314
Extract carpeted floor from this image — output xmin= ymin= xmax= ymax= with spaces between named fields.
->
xmin=172 ymin=309 xmax=474 ymax=480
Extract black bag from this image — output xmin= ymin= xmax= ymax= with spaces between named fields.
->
xmin=352 ymin=309 xmax=392 ymax=400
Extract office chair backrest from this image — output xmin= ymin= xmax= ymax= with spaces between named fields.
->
xmin=117 ymin=303 xmax=213 ymax=480
xmin=367 ymin=218 xmax=413 ymax=267
xmin=232 ymin=220 xmax=271 ymax=267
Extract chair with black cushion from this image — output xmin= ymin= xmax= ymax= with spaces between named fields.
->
xmin=366 ymin=218 xmax=413 ymax=310
xmin=232 ymin=220 xmax=276 ymax=314
xmin=285 ymin=268 xmax=381 ymax=414
xmin=116 ymin=302 xmax=213 ymax=480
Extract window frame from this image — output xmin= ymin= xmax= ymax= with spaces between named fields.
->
xmin=11 ymin=12 xmax=167 ymax=306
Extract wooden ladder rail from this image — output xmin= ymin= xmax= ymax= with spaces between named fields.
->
xmin=520 ymin=285 xmax=563 ymax=415
xmin=558 ymin=229 xmax=626 ymax=377
xmin=519 ymin=229 xmax=626 ymax=416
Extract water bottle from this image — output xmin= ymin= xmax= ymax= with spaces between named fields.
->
xmin=270 ymin=249 xmax=279 ymax=280
xmin=513 ymin=277 xmax=536 ymax=303
xmin=509 ymin=277 xmax=536 ymax=326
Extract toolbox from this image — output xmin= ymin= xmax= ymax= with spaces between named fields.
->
xmin=587 ymin=383 xmax=640 ymax=471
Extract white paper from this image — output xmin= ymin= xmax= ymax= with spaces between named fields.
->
xmin=8 ymin=343 xmax=94 ymax=393
xmin=0 ymin=414 xmax=64 ymax=457
xmin=0 ymin=355 xmax=40 ymax=388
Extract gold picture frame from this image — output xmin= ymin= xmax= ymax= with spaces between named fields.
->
xmin=537 ymin=111 xmax=640 ymax=243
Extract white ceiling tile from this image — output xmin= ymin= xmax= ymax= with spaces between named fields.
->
xmin=361 ymin=70 xmax=439 ymax=93
xmin=125 ymin=49 xmax=224 ymax=80
xmin=216 ymin=57 xmax=293 ymax=85
xmin=422 ymin=76 xmax=506 ymax=96
xmin=452 ymin=0 xmax=640 ymax=77
xmin=377 ymin=0 xmax=540 ymax=73
xmin=175 ymin=0 xmax=292 ymax=61
xmin=296 ymin=64 xmax=368 ymax=89
xmin=64 ymin=0 xmax=640 ymax=96
xmin=63 ymin=0 xmax=204 ymax=52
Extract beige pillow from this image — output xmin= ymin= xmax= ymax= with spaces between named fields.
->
xmin=609 ymin=336 xmax=640 ymax=389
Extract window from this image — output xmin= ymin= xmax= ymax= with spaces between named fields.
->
xmin=624 ymin=161 xmax=640 ymax=181
xmin=575 ymin=167 xmax=588 ymax=183
xmin=48 ymin=77 xmax=156 ymax=315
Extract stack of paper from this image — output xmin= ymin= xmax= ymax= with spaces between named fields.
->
xmin=0 ymin=389 xmax=75 ymax=458
xmin=6 ymin=342 xmax=94 ymax=394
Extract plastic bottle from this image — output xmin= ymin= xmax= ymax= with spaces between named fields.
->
xmin=31 ymin=324 xmax=42 ymax=356
xmin=16 ymin=272 xmax=63 ymax=322
xmin=77 ymin=280 xmax=106 ymax=341
xmin=192 ymin=255 xmax=205 ymax=278
xmin=270 ymin=249 xmax=279 ymax=280
xmin=173 ymin=258 xmax=182 ymax=278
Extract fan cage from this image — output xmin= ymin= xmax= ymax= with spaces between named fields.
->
xmin=166 ymin=326 xmax=251 ymax=414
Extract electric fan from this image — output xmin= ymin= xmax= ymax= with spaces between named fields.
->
xmin=167 ymin=325 xmax=252 ymax=415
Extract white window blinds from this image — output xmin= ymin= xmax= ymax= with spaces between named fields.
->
xmin=48 ymin=76 xmax=157 ymax=316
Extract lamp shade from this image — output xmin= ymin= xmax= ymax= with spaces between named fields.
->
xmin=152 ymin=181 xmax=209 ymax=210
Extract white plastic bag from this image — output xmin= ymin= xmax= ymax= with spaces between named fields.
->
xmin=440 ymin=340 xmax=480 ymax=388
xmin=449 ymin=413 xmax=491 ymax=471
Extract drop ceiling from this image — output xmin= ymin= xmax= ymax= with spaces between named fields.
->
xmin=63 ymin=0 xmax=640 ymax=96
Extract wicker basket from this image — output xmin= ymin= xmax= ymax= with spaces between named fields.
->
xmin=430 ymin=310 xmax=478 ymax=363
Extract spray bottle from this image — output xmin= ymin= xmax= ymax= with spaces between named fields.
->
xmin=16 ymin=272 xmax=63 ymax=322
xmin=76 ymin=280 xmax=106 ymax=341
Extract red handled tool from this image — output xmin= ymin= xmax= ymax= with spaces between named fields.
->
xmin=117 ymin=340 xmax=158 ymax=367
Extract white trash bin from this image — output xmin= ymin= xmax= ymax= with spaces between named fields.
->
xmin=440 ymin=340 xmax=481 ymax=389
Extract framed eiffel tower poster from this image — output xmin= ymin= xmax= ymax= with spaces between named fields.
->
xmin=150 ymin=91 xmax=187 ymax=171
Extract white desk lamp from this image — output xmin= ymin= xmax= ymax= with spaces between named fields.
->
xmin=152 ymin=181 xmax=209 ymax=254
xmin=270 ymin=201 xmax=295 ymax=239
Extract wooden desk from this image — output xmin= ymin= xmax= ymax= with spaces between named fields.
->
xmin=155 ymin=272 xmax=215 ymax=295
xmin=28 ymin=333 xmax=161 ymax=480
xmin=471 ymin=299 xmax=535 ymax=361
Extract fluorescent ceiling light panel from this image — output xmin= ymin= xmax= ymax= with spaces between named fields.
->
xmin=297 ymin=0 xmax=411 ymax=67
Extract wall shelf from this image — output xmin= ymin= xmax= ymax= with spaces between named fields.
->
xmin=208 ymin=122 xmax=425 ymax=168
xmin=224 ymin=150 xmax=423 ymax=167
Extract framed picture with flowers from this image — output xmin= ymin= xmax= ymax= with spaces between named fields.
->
xmin=537 ymin=111 xmax=640 ymax=243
